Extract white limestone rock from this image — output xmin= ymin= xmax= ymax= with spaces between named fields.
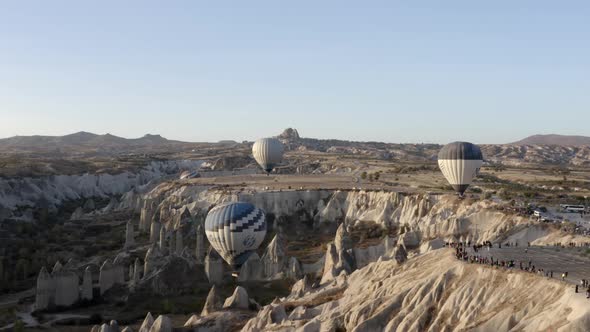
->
xmin=52 ymin=264 xmax=79 ymax=307
xmin=286 ymin=257 xmax=303 ymax=280
xmin=397 ymin=230 xmax=421 ymax=249
xmin=82 ymin=266 xmax=93 ymax=301
xmin=241 ymin=303 xmax=287 ymax=331
xmin=320 ymin=243 xmax=353 ymax=284
xmin=223 ymin=286 xmax=250 ymax=310
xmin=204 ymin=247 xmax=223 ymax=285
xmin=148 ymin=315 xmax=172 ymax=332
xmin=195 ymin=224 xmax=206 ymax=264
xmin=124 ymin=220 xmax=135 ymax=249
xmin=70 ymin=206 xmax=85 ymax=220
xmin=201 ymin=285 xmax=222 ymax=316
xmin=158 ymin=227 xmax=167 ymax=252
xmin=150 ymin=222 xmax=161 ymax=244
xmin=138 ymin=312 xmax=154 ymax=332
xmin=261 ymin=233 xmax=287 ymax=278
xmin=238 ymin=253 xmax=263 ymax=282
xmin=175 ymin=230 xmax=183 ymax=255
xmin=144 ymin=244 xmax=163 ymax=277
xmin=419 ymin=238 xmax=446 ymax=254
xmin=109 ymin=320 xmax=120 ymax=332
xmin=35 ymin=266 xmax=53 ymax=311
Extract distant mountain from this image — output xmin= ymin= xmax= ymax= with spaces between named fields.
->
xmin=511 ymin=134 xmax=590 ymax=146
xmin=0 ymin=132 xmax=190 ymax=155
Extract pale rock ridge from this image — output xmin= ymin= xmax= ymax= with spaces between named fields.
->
xmin=99 ymin=259 xmax=125 ymax=295
xmin=241 ymin=303 xmax=287 ymax=331
xmin=243 ymin=249 xmax=590 ymax=331
xmin=35 ymin=267 xmax=53 ymax=310
xmin=138 ymin=312 xmax=154 ymax=332
xmin=0 ymin=160 xmax=204 ymax=220
xmin=70 ymin=206 xmax=85 ymax=220
xmin=175 ymin=230 xmax=183 ymax=255
xmin=223 ymin=286 xmax=251 ymax=310
xmin=238 ymin=253 xmax=263 ymax=282
xmin=148 ymin=315 xmax=172 ymax=332
xmin=201 ymin=285 xmax=222 ymax=316
xmin=158 ymin=227 xmax=166 ymax=252
xmin=124 ymin=220 xmax=135 ymax=249
xmin=195 ymin=224 xmax=206 ymax=264
xmin=261 ymin=233 xmax=287 ymax=278
xmin=51 ymin=262 xmax=79 ymax=307
xmin=81 ymin=267 xmax=93 ymax=301
xmin=149 ymin=221 xmax=161 ymax=244
xmin=144 ymin=244 xmax=163 ymax=277
xmin=204 ymin=247 xmax=224 ymax=285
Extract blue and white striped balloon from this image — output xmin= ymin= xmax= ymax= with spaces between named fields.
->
xmin=204 ymin=202 xmax=267 ymax=269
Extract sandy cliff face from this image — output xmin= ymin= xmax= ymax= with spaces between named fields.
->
xmin=140 ymin=185 xmax=531 ymax=245
xmin=242 ymin=249 xmax=590 ymax=332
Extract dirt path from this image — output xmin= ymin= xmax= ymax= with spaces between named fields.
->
xmin=467 ymin=246 xmax=590 ymax=285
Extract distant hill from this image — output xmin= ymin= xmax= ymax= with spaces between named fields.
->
xmin=511 ymin=134 xmax=590 ymax=146
xmin=0 ymin=132 xmax=190 ymax=155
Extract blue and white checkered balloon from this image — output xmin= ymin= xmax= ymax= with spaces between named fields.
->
xmin=204 ymin=202 xmax=267 ymax=269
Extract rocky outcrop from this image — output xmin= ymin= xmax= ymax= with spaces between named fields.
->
xmin=238 ymin=253 xmax=263 ymax=282
xmin=241 ymin=303 xmax=287 ymax=331
xmin=124 ymin=220 xmax=135 ymax=249
xmin=149 ymin=221 xmax=161 ymax=243
xmin=70 ymin=206 xmax=85 ymax=220
xmin=99 ymin=259 xmax=125 ymax=295
xmin=133 ymin=258 xmax=141 ymax=283
xmin=286 ymin=257 xmax=303 ymax=280
xmin=140 ymin=201 xmax=156 ymax=232
xmin=52 ymin=262 xmax=79 ymax=307
xmin=138 ymin=312 xmax=154 ymax=332
xmin=149 ymin=315 xmax=172 ymax=332
xmin=223 ymin=286 xmax=251 ymax=310
xmin=195 ymin=224 xmax=206 ymax=264
xmin=35 ymin=262 xmax=80 ymax=311
xmin=201 ymin=285 xmax=222 ymax=316
xmin=139 ymin=255 xmax=202 ymax=296
xmin=261 ymin=233 xmax=287 ymax=278
xmin=320 ymin=224 xmax=354 ymax=284
xmin=243 ymin=250 xmax=590 ymax=331
xmin=0 ymin=160 xmax=204 ymax=221
xmin=81 ymin=267 xmax=93 ymax=301
xmin=158 ymin=227 xmax=167 ymax=252
xmin=397 ymin=229 xmax=420 ymax=249
xmin=143 ymin=244 xmax=163 ymax=277
xmin=35 ymin=267 xmax=53 ymax=311
xmin=175 ymin=230 xmax=183 ymax=255
xmin=205 ymin=247 xmax=224 ymax=285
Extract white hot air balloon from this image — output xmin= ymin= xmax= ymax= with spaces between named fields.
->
xmin=438 ymin=142 xmax=483 ymax=196
xmin=204 ymin=202 xmax=267 ymax=269
xmin=252 ymin=138 xmax=284 ymax=174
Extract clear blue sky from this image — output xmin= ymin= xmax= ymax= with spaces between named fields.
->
xmin=1 ymin=1 xmax=589 ymax=144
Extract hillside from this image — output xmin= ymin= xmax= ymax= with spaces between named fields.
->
xmin=512 ymin=134 xmax=590 ymax=146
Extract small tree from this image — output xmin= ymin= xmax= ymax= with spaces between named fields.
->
xmin=360 ymin=172 xmax=367 ymax=180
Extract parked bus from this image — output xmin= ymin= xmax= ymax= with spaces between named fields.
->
xmin=559 ymin=204 xmax=586 ymax=213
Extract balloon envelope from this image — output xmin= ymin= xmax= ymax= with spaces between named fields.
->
xmin=438 ymin=142 xmax=483 ymax=195
xmin=252 ymin=138 xmax=284 ymax=173
xmin=204 ymin=202 xmax=267 ymax=269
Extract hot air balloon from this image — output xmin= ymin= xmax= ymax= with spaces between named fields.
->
xmin=438 ymin=142 xmax=483 ymax=196
xmin=204 ymin=202 xmax=267 ymax=269
xmin=252 ymin=138 xmax=284 ymax=174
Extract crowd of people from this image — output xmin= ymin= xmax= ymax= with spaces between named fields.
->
xmin=445 ymin=241 xmax=590 ymax=299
